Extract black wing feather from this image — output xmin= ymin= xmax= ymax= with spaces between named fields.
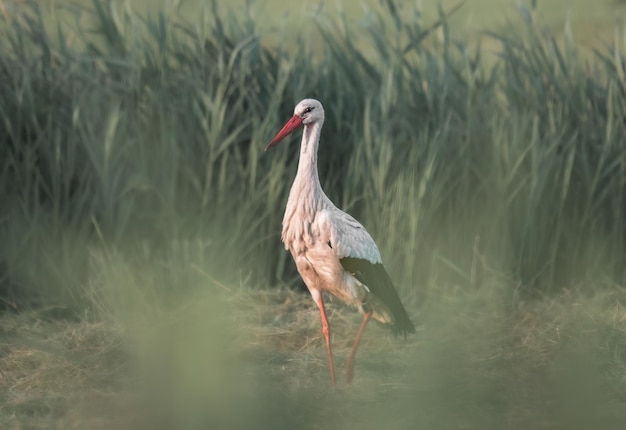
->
xmin=340 ymin=257 xmax=415 ymax=335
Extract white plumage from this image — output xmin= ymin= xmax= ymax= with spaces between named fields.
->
xmin=266 ymin=98 xmax=415 ymax=383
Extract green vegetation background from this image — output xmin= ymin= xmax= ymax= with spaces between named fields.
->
xmin=1 ymin=1 xmax=626 ymax=429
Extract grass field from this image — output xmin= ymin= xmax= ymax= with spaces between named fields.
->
xmin=25 ymin=0 xmax=626 ymax=35
xmin=1 ymin=0 xmax=626 ymax=428
xmin=2 ymin=287 xmax=626 ymax=429
xmin=6 ymin=0 xmax=626 ymax=50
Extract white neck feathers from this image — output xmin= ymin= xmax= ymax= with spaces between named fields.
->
xmin=281 ymin=120 xmax=328 ymax=247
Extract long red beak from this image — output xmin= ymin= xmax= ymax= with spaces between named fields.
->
xmin=265 ymin=115 xmax=303 ymax=151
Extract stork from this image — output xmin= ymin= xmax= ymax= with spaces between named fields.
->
xmin=266 ymin=98 xmax=415 ymax=384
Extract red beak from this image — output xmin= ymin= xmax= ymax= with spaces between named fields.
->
xmin=265 ymin=115 xmax=303 ymax=151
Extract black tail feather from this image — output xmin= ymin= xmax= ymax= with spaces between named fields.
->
xmin=340 ymin=257 xmax=416 ymax=335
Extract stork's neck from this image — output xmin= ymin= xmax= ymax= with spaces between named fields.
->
xmin=282 ymin=119 xmax=328 ymax=243
xmin=283 ymin=119 xmax=328 ymax=224
xmin=294 ymin=120 xmax=323 ymax=190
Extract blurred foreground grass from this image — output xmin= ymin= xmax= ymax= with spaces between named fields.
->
xmin=2 ymin=283 xmax=626 ymax=429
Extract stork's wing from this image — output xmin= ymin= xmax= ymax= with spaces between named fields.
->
xmin=317 ymin=209 xmax=415 ymax=335
xmin=340 ymin=257 xmax=416 ymax=335
xmin=317 ymin=209 xmax=382 ymax=264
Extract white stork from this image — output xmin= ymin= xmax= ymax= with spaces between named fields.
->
xmin=265 ymin=98 xmax=415 ymax=384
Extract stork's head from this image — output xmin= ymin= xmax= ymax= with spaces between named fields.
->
xmin=265 ymin=98 xmax=325 ymax=151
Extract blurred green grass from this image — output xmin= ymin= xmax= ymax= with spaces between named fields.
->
xmin=26 ymin=0 xmax=626 ymax=48
xmin=2 ymin=282 xmax=626 ymax=429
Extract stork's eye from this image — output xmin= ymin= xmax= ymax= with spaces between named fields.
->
xmin=303 ymin=106 xmax=314 ymax=114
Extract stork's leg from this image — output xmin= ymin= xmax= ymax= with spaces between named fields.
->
xmin=310 ymin=289 xmax=336 ymax=384
xmin=345 ymin=310 xmax=373 ymax=383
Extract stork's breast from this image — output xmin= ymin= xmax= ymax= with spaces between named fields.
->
xmin=282 ymin=215 xmax=319 ymax=253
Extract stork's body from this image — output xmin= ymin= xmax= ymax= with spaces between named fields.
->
xmin=266 ymin=99 xmax=415 ymax=383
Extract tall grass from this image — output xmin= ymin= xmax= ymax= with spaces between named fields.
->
xmin=2 ymin=2 xmax=626 ymax=429
xmin=0 ymin=0 xmax=625 ymax=311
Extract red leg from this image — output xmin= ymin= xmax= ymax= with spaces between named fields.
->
xmin=345 ymin=311 xmax=372 ymax=383
xmin=311 ymin=289 xmax=336 ymax=384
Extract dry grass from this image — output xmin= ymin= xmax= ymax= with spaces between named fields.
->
xmin=2 ymin=286 xmax=625 ymax=429
xmin=0 ymin=309 xmax=133 ymax=429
